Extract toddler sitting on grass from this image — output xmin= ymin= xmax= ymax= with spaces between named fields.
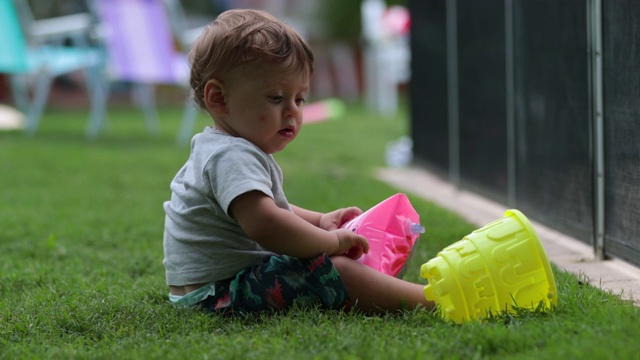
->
xmin=163 ymin=9 xmax=433 ymax=314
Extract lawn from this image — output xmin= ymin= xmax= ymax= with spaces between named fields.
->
xmin=0 ymin=102 xmax=638 ymax=359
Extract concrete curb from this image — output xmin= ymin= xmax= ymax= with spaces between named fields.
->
xmin=377 ymin=167 xmax=640 ymax=306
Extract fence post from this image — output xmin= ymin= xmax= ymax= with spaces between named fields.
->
xmin=505 ymin=0 xmax=516 ymax=207
xmin=589 ymin=0 xmax=606 ymax=260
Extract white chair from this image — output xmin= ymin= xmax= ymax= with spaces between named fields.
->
xmin=0 ymin=0 xmax=103 ymax=136
xmin=12 ymin=0 xmax=95 ymax=47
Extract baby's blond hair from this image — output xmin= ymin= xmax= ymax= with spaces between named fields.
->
xmin=189 ymin=9 xmax=314 ymax=110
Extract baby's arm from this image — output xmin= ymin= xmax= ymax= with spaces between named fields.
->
xmin=230 ymin=191 xmax=369 ymax=259
xmin=290 ymin=205 xmax=362 ymax=230
xmin=290 ymin=205 xmax=323 ymax=226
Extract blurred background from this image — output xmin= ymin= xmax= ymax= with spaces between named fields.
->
xmin=2 ymin=0 xmax=640 ymax=270
xmin=0 ymin=0 xmax=410 ymax=131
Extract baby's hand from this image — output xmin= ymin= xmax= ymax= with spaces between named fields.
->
xmin=331 ymin=228 xmax=369 ymax=260
xmin=319 ymin=207 xmax=363 ymax=231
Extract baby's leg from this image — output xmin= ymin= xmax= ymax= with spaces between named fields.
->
xmin=330 ymin=256 xmax=434 ymax=314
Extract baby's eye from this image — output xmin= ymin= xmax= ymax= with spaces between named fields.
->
xmin=295 ymin=97 xmax=306 ymax=105
xmin=269 ymin=96 xmax=283 ymax=103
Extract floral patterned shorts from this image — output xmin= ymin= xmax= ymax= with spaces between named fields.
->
xmin=199 ymin=254 xmax=351 ymax=314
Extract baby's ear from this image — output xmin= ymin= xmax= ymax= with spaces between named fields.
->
xmin=203 ymin=79 xmax=228 ymax=116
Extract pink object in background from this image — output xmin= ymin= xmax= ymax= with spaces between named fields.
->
xmin=382 ymin=5 xmax=411 ymax=36
xmin=302 ymin=98 xmax=346 ymax=124
xmin=341 ymin=193 xmax=425 ymax=277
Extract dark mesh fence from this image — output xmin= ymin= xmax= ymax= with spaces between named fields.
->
xmin=457 ymin=0 xmax=507 ymax=201
xmin=409 ymin=0 xmax=449 ymax=172
xmin=512 ymin=0 xmax=593 ymax=242
xmin=602 ymin=0 xmax=640 ymax=264
xmin=409 ymin=0 xmax=640 ymax=267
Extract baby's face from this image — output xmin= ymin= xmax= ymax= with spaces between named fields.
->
xmin=220 ymin=62 xmax=310 ymax=154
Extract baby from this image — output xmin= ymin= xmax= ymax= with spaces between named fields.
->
xmin=163 ymin=9 xmax=432 ymax=314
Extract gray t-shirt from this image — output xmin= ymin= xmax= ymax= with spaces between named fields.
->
xmin=163 ymin=127 xmax=289 ymax=286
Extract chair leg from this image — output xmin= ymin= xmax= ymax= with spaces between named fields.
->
xmin=176 ymin=91 xmax=199 ymax=146
xmin=9 ymin=74 xmax=29 ymax=115
xmin=24 ymin=73 xmax=53 ymax=136
xmin=134 ymin=83 xmax=160 ymax=135
xmin=86 ymin=72 xmax=110 ymax=139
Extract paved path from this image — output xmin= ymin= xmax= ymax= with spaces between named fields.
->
xmin=378 ymin=167 xmax=640 ymax=305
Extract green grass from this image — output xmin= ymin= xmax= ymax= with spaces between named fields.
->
xmin=1 ymin=103 xmax=639 ymax=359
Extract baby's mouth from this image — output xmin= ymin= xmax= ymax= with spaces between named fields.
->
xmin=279 ymin=126 xmax=295 ymax=137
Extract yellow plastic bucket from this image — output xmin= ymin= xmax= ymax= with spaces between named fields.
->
xmin=420 ymin=209 xmax=557 ymax=323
